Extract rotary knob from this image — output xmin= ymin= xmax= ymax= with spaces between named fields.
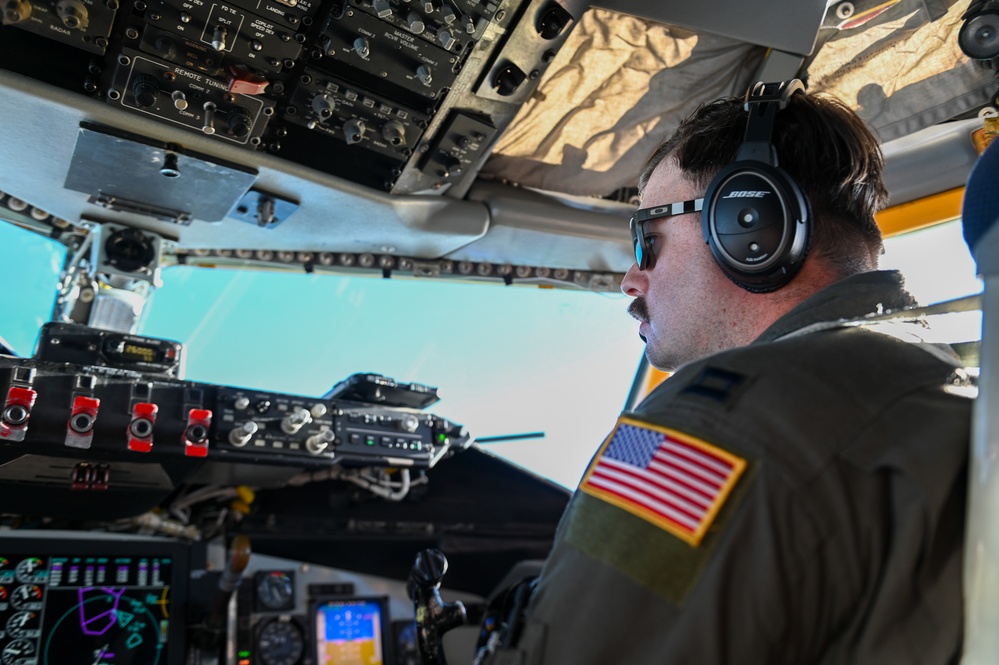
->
xmin=398 ymin=413 xmax=420 ymax=433
xmin=228 ymin=108 xmax=253 ymax=139
xmin=343 ymin=118 xmax=366 ymax=145
xmin=407 ymin=11 xmax=425 ymax=34
xmin=311 ymin=92 xmax=335 ymax=120
xmin=381 ymin=120 xmax=406 ymax=146
xmin=353 ymin=36 xmax=370 ymax=59
xmin=131 ymin=74 xmax=160 ymax=108
xmin=2 ymin=0 xmax=32 ymax=24
xmin=416 ymin=64 xmax=433 ymax=87
xmin=56 ymin=0 xmax=88 ymax=29
xmin=437 ymin=27 xmax=455 ymax=49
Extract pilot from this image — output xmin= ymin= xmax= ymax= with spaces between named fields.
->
xmin=482 ymin=81 xmax=972 ymax=663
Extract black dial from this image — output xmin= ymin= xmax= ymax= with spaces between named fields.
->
xmin=255 ymin=571 xmax=294 ymax=611
xmin=257 ymin=619 xmax=304 ymax=665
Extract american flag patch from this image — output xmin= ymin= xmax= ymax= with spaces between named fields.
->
xmin=580 ymin=417 xmax=747 ymax=546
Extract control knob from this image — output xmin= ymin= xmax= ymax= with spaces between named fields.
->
xmin=56 ymin=0 xmax=88 ymax=29
xmin=437 ymin=27 xmax=455 ymax=49
xmin=372 ymin=0 xmax=391 ymax=17
xmin=416 ymin=64 xmax=433 ymax=87
xmin=229 ymin=421 xmax=258 ymax=447
xmin=306 ymin=429 xmax=335 ymax=454
xmin=2 ymin=0 xmax=32 ymax=25
xmin=227 ymin=108 xmax=254 ymax=139
xmin=353 ymin=36 xmax=370 ymax=59
xmin=436 ymin=152 xmax=462 ymax=178
xmin=281 ymin=407 xmax=312 ymax=434
xmin=131 ymin=74 xmax=160 ymax=108
xmin=311 ymin=93 xmax=335 ymax=120
xmin=343 ymin=118 xmax=366 ymax=145
xmin=154 ymin=35 xmax=178 ymax=58
xmin=381 ymin=120 xmax=406 ymax=146
xmin=398 ymin=413 xmax=420 ymax=433
xmin=407 ymin=11 xmax=425 ymax=34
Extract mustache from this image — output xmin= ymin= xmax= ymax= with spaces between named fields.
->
xmin=628 ymin=297 xmax=649 ymax=323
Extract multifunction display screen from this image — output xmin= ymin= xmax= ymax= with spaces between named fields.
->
xmin=314 ymin=598 xmax=385 ymax=665
xmin=0 ymin=552 xmax=175 ymax=665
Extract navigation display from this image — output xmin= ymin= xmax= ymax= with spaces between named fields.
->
xmin=314 ymin=598 xmax=387 ymax=665
xmin=0 ymin=535 xmax=186 ymax=665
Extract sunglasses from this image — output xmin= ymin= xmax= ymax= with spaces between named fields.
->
xmin=629 ymin=198 xmax=704 ymax=270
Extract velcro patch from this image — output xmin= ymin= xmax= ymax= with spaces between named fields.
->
xmin=579 ymin=416 xmax=747 ymax=546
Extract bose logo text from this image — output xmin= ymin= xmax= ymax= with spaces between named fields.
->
xmin=722 ymin=191 xmax=770 ymax=198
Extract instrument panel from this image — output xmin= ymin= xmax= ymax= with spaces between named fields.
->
xmin=0 ymin=0 xmax=582 ymax=198
xmin=0 ymin=324 xmax=470 ymax=494
xmin=0 ymin=533 xmax=450 ymax=665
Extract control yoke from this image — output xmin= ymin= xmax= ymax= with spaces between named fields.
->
xmin=408 ymin=548 xmax=468 ymax=665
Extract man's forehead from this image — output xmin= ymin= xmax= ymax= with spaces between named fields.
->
xmin=639 ymin=160 xmax=698 ymax=207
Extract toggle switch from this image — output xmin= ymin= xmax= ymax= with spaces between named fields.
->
xmin=66 ymin=395 xmax=100 ymax=450
xmin=203 ymin=102 xmax=217 ymax=135
xmin=212 ymin=24 xmax=228 ymax=51
xmin=128 ymin=402 xmax=158 ymax=453
xmin=281 ymin=406 xmax=312 ymax=434
xmin=184 ymin=408 xmax=212 ymax=457
xmin=229 ymin=421 xmax=258 ymax=447
xmin=306 ymin=429 xmax=335 ymax=454
xmin=0 ymin=386 xmax=37 ymax=442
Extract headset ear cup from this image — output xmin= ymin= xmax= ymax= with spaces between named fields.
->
xmin=702 ymin=161 xmax=812 ymax=293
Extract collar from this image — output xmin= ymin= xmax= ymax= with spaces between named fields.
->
xmin=755 ymin=270 xmax=919 ymax=344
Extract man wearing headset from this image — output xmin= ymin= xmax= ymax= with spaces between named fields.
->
xmin=483 ymin=82 xmax=972 ymax=663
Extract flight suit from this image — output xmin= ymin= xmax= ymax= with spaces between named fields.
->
xmin=489 ymin=270 xmax=973 ymax=665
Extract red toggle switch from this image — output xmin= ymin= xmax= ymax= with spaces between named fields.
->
xmin=128 ymin=402 xmax=158 ymax=453
xmin=184 ymin=408 xmax=212 ymax=457
xmin=0 ymin=386 xmax=37 ymax=442
xmin=66 ymin=396 xmax=100 ymax=450
xmin=228 ymin=66 xmax=270 ymax=95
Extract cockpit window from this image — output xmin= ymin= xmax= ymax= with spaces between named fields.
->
xmin=0 ymin=218 xmax=982 ymax=489
xmin=139 ymin=266 xmax=648 ymax=488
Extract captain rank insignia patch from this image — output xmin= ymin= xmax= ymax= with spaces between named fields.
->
xmin=580 ymin=416 xmax=747 ymax=546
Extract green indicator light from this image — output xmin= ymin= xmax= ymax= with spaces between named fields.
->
xmin=366 ymin=437 xmax=375 ymax=446
xmin=437 ymin=433 xmax=446 ymax=442
xmin=238 ymin=651 xmax=251 ymax=658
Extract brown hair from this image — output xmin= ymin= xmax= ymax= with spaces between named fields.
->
xmin=640 ymin=90 xmax=887 ymax=276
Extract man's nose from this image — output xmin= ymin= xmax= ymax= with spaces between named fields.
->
xmin=620 ymin=262 xmax=646 ymax=296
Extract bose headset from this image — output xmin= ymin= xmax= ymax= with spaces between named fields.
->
xmin=701 ymin=79 xmax=812 ymax=293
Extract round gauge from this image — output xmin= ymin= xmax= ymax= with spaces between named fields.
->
xmin=2 ymin=638 xmax=36 ymax=665
xmin=6 ymin=611 xmax=37 ymax=639
xmin=257 ymin=619 xmax=305 ymax=665
xmin=11 ymin=584 xmax=42 ymax=610
xmin=14 ymin=558 xmax=43 ymax=584
xmin=256 ymin=571 xmax=294 ymax=610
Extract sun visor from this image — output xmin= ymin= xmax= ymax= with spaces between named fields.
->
xmin=481 ymin=8 xmax=764 ymax=197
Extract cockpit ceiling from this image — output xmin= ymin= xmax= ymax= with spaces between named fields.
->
xmin=483 ymin=0 xmax=996 ymax=198
xmin=0 ymin=0 xmax=994 ymax=282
